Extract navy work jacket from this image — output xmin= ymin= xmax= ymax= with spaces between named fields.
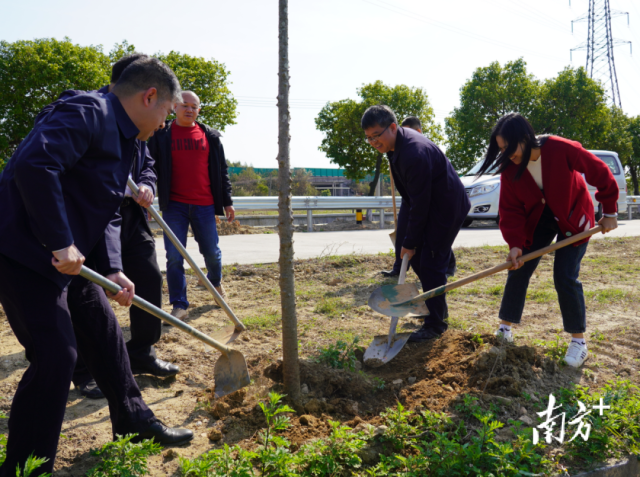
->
xmin=0 ymin=92 xmax=139 ymax=289
xmin=388 ymin=127 xmax=470 ymax=252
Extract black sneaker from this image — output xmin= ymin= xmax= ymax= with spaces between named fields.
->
xmin=381 ymin=269 xmax=400 ymax=277
xmin=77 ymin=379 xmax=105 ymax=399
xmin=408 ymin=327 xmax=442 ymax=343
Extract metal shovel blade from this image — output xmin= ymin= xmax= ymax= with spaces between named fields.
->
xmin=389 ymin=229 xmax=396 ymax=246
xmin=368 ymin=283 xmax=428 ymax=317
xmin=213 ymin=349 xmax=251 ymax=398
xmin=364 ymin=315 xmax=413 ymax=368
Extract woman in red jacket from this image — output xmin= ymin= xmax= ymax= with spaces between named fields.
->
xmin=477 ymin=113 xmax=618 ymax=367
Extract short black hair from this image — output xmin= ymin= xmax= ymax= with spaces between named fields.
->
xmin=478 ymin=113 xmax=542 ymax=180
xmin=111 ymin=53 xmax=149 ymax=83
xmin=112 ymin=57 xmax=182 ymax=103
xmin=361 ymin=105 xmax=397 ymax=130
xmin=401 ymin=116 xmax=422 ymax=130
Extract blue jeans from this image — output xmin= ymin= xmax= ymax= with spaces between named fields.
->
xmin=163 ymin=200 xmax=222 ymax=310
xmin=499 ymin=207 xmax=588 ymax=334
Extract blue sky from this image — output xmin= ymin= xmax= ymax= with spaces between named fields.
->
xmin=3 ymin=0 xmax=640 ymax=168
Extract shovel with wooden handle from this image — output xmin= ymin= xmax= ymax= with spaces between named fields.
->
xmin=389 ymin=171 xmax=398 ymax=246
xmin=80 ymin=266 xmax=250 ymax=398
xmin=128 ymin=178 xmax=246 ymax=345
xmin=369 ymin=225 xmax=604 ymax=317
xmin=364 ymin=255 xmax=416 ymax=367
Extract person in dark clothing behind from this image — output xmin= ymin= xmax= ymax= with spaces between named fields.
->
xmin=69 ymin=54 xmax=179 ymax=401
xmin=362 ymin=105 xmax=470 ymax=342
xmin=381 ymin=116 xmax=457 ymax=281
xmin=148 ymin=91 xmax=234 ymax=322
xmin=0 ymin=58 xmax=192 ymax=476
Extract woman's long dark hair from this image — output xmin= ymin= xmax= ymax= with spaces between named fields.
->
xmin=477 ymin=113 xmax=542 ymax=180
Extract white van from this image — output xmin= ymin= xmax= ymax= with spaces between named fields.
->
xmin=459 ymin=150 xmax=628 ymax=227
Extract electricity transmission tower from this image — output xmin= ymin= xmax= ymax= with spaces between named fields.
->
xmin=570 ymin=0 xmax=631 ymax=107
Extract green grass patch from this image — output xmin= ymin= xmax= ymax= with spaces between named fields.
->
xmin=585 ymin=288 xmax=634 ymax=303
xmin=527 ymin=288 xmax=557 ymax=303
xmin=243 ymin=311 xmax=281 ymax=330
xmin=533 ymin=334 xmax=568 ymax=360
xmin=485 ymin=284 xmax=505 ymax=295
xmin=313 ymin=297 xmax=350 ymax=318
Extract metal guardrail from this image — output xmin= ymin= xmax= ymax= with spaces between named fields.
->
xmin=151 ymin=196 xmax=395 ymax=232
xmin=628 ymin=196 xmax=640 ymax=220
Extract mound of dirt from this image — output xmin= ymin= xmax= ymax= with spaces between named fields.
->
xmin=198 ymin=330 xmax=580 ymax=449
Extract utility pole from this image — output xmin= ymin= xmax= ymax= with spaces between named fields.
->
xmin=571 ymin=0 xmax=631 ymax=107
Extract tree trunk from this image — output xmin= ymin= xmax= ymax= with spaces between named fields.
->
xmin=368 ymin=153 xmax=383 ymax=196
xmin=630 ymin=164 xmax=639 ymax=196
xmin=277 ymin=0 xmax=300 ymax=403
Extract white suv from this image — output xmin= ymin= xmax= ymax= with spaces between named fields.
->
xmin=460 ymin=150 xmax=628 ymax=227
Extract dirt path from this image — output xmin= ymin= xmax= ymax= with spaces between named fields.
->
xmin=0 ymin=236 xmax=639 ymax=475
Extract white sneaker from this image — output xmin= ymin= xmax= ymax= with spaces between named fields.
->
xmin=564 ymin=341 xmax=588 ymax=367
xmin=495 ymin=328 xmax=514 ymax=343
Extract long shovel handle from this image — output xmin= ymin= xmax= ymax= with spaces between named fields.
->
xmin=79 ymin=266 xmax=231 ymax=355
xmin=392 ymin=225 xmax=604 ymax=306
xmin=389 ymin=169 xmax=398 ymax=225
xmin=128 ymin=178 xmax=246 ymax=332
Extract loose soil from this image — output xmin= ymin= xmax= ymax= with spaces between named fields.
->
xmin=0 ymin=236 xmax=639 ymax=475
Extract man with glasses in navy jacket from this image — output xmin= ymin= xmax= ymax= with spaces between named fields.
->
xmin=362 ymin=105 xmax=470 ymax=342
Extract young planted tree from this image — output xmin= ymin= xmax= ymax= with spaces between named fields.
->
xmin=277 ymin=0 xmax=300 ymax=403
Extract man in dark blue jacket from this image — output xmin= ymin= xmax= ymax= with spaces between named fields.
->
xmin=381 ymin=116 xmax=457 ymax=281
xmin=58 ymin=54 xmax=180 ymax=401
xmin=0 ymin=58 xmax=192 ymax=476
xmin=362 ymin=105 xmax=470 ymax=342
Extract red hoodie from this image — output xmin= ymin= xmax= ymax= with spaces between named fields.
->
xmin=499 ymin=136 xmax=618 ymax=251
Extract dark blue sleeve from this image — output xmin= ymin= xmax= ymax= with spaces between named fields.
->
xmin=402 ymin=152 xmax=434 ymax=250
xmin=92 ymin=212 xmax=123 ymax=275
xmin=13 ymin=102 xmax=101 ymax=251
xmin=137 ymin=142 xmax=157 ymax=196
xmin=33 ymin=90 xmax=86 ymax=126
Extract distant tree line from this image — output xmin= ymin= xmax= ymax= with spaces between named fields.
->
xmin=0 ymin=37 xmax=237 ymax=170
xmin=316 ymin=61 xmax=640 ymax=195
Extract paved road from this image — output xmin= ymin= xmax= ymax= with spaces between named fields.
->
xmin=154 ymin=220 xmax=640 ymax=271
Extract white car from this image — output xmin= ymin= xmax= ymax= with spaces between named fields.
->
xmin=459 ymin=150 xmax=628 ymax=227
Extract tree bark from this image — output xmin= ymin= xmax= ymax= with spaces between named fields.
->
xmin=368 ymin=153 xmax=383 ymax=196
xmin=629 ymin=164 xmax=639 ymax=195
xmin=277 ymin=0 xmax=300 ymax=403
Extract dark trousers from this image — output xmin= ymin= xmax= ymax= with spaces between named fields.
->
xmin=499 ymin=206 xmax=588 ymax=333
xmin=73 ymin=203 xmax=162 ymax=386
xmin=392 ymin=202 xmax=456 ymax=277
xmin=409 ymin=246 xmax=451 ymax=334
xmin=0 ymin=254 xmax=155 ymax=476
xmin=163 ymin=200 xmax=222 ymax=310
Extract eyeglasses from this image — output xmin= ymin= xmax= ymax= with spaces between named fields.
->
xmin=364 ymin=124 xmax=390 ymax=143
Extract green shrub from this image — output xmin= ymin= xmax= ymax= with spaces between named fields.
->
xmin=314 ymin=337 xmax=362 ymax=371
xmin=86 ymin=433 xmax=162 ymax=477
xmin=179 ymin=444 xmax=255 ymax=477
